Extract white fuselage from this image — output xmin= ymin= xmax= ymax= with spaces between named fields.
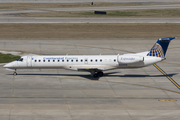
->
xmin=3 ymin=37 xmax=174 ymax=77
xmin=4 ymin=52 xmax=163 ymax=72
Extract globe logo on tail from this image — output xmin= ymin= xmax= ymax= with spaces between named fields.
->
xmin=147 ymin=43 xmax=164 ymax=58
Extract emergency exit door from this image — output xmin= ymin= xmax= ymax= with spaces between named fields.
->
xmin=27 ymin=56 xmax=32 ymax=67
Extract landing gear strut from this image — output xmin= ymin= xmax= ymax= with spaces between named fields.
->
xmin=13 ymin=69 xmax=17 ymax=76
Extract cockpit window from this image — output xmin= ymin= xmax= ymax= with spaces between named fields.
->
xmin=17 ymin=58 xmax=23 ymax=62
xmin=17 ymin=58 xmax=20 ymax=61
xmin=19 ymin=58 xmax=23 ymax=61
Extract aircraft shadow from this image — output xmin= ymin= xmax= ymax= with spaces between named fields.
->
xmin=6 ymin=72 xmax=178 ymax=80
xmin=119 ymin=73 xmax=178 ymax=78
xmin=7 ymin=72 xmax=119 ymax=80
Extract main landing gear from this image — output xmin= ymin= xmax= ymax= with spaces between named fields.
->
xmin=91 ymin=71 xmax=104 ymax=78
xmin=13 ymin=69 xmax=17 ymax=76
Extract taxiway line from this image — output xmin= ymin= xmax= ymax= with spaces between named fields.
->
xmin=153 ymin=64 xmax=180 ymax=90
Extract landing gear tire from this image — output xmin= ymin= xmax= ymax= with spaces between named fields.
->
xmin=98 ymin=72 xmax=104 ymax=77
xmin=13 ymin=72 xmax=17 ymax=76
xmin=93 ymin=74 xmax=99 ymax=78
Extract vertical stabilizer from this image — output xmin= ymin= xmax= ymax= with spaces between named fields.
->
xmin=147 ymin=37 xmax=175 ymax=58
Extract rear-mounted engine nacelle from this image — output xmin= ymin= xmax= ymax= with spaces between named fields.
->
xmin=118 ymin=55 xmax=144 ymax=64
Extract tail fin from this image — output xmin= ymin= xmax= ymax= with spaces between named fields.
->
xmin=147 ymin=37 xmax=175 ymax=58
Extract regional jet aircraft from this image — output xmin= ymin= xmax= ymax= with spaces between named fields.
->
xmin=3 ymin=37 xmax=175 ymax=77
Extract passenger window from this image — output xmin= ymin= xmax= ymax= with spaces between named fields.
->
xmin=58 ymin=60 xmax=60 ymax=62
xmin=76 ymin=60 xmax=78 ymax=62
xmin=114 ymin=59 xmax=116 ymax=62
xmin=81 ymin=60 xmax=83 ymax=62
xmin=35 ymin=60 xmax=37 ymax=62
xmin=48 ymin=60 xmax=50 ymax=62
xmin=85 ymin=59 xmax=87 ymax=62
xmin=100 ymin=59 xmax=102 ymax=62
xmin=39 ymin=60 xmax=41 ymax=62
xmin=71 ymin=60 xmax=73 ymax=62
xmin=53 ymin=60 xmax=55 ymax=62
xmin=91 ymin=59 xmax=93 ymax=62
xmin=62 ymin=60 xmax=64 ymax=62
xmin=95 ymin=59 xmax=97 ymax=62
xmin=67 ymin=60 xmax=69 ymax=62
xmin=43 ymin=60 xmax=45 ymax=62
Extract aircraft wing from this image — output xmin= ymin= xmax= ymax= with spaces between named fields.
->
xmin=77 ymin=68 xmax=103 ymax=72
xmin=76 ymin=65 xmax=116 ymax=72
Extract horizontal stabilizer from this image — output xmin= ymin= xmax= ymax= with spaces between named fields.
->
xmin=159 ymin=37 xmax=175 ymax=41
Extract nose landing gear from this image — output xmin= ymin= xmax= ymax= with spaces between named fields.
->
xmin=13 ymin=69 xmax=17 ymax=76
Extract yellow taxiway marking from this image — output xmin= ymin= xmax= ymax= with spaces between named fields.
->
xmin=153 ymin=64 xmax=180 ymax=90
xmin=158 ymin=99 xmax=177 ymax=101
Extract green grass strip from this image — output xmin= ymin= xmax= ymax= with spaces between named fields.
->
xmin=0 ymin=53 xmax=20 ymax=63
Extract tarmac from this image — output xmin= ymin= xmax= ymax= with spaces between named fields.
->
xmin=1 ymin=0 xmax=180 ymax=3
xmin=0 ymin=38 xmax=180 ymax=120
xmin=1 ymin=3 xmax=180 ymax=23
xmin=39 ymin=4 xmax=180 ymax=11
xmin=0 ymin=1 xmax=180 ymax=120
xmin=1 ymin=17 xmax=180 ymax=23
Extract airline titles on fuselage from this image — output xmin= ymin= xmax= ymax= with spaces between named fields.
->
xmin=40 ymin=57 xmax=78 ymax=60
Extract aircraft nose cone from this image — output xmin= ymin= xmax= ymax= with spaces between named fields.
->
xmin=3 ymin=63 xmax=12 ymax=68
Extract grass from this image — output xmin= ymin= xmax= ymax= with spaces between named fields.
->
xmin=137 ymin=9 xmax=180 ymax=17
xmin=107 ymin=11 xmax=139 ymax=17
xmin=17 ymin=9 xmax=180 ymax=17
xmin=0 ymin=23 xmax=179 ymax=39
xmin=0 ymin=53 xmax=20 ymax=63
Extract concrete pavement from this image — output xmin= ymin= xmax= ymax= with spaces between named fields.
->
xmin=0 ymin=38 xmax=180 ymax=120
xmin=0 ymin=0 xmax=180 ymax=3
xmin=1 ymin=17 xmax=180 ymax=23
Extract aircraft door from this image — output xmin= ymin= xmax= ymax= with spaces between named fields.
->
xmin=27 ymin=56 xmax=32 ymax=67
xmin=84 ymin=58 xmax=88 ymax=64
